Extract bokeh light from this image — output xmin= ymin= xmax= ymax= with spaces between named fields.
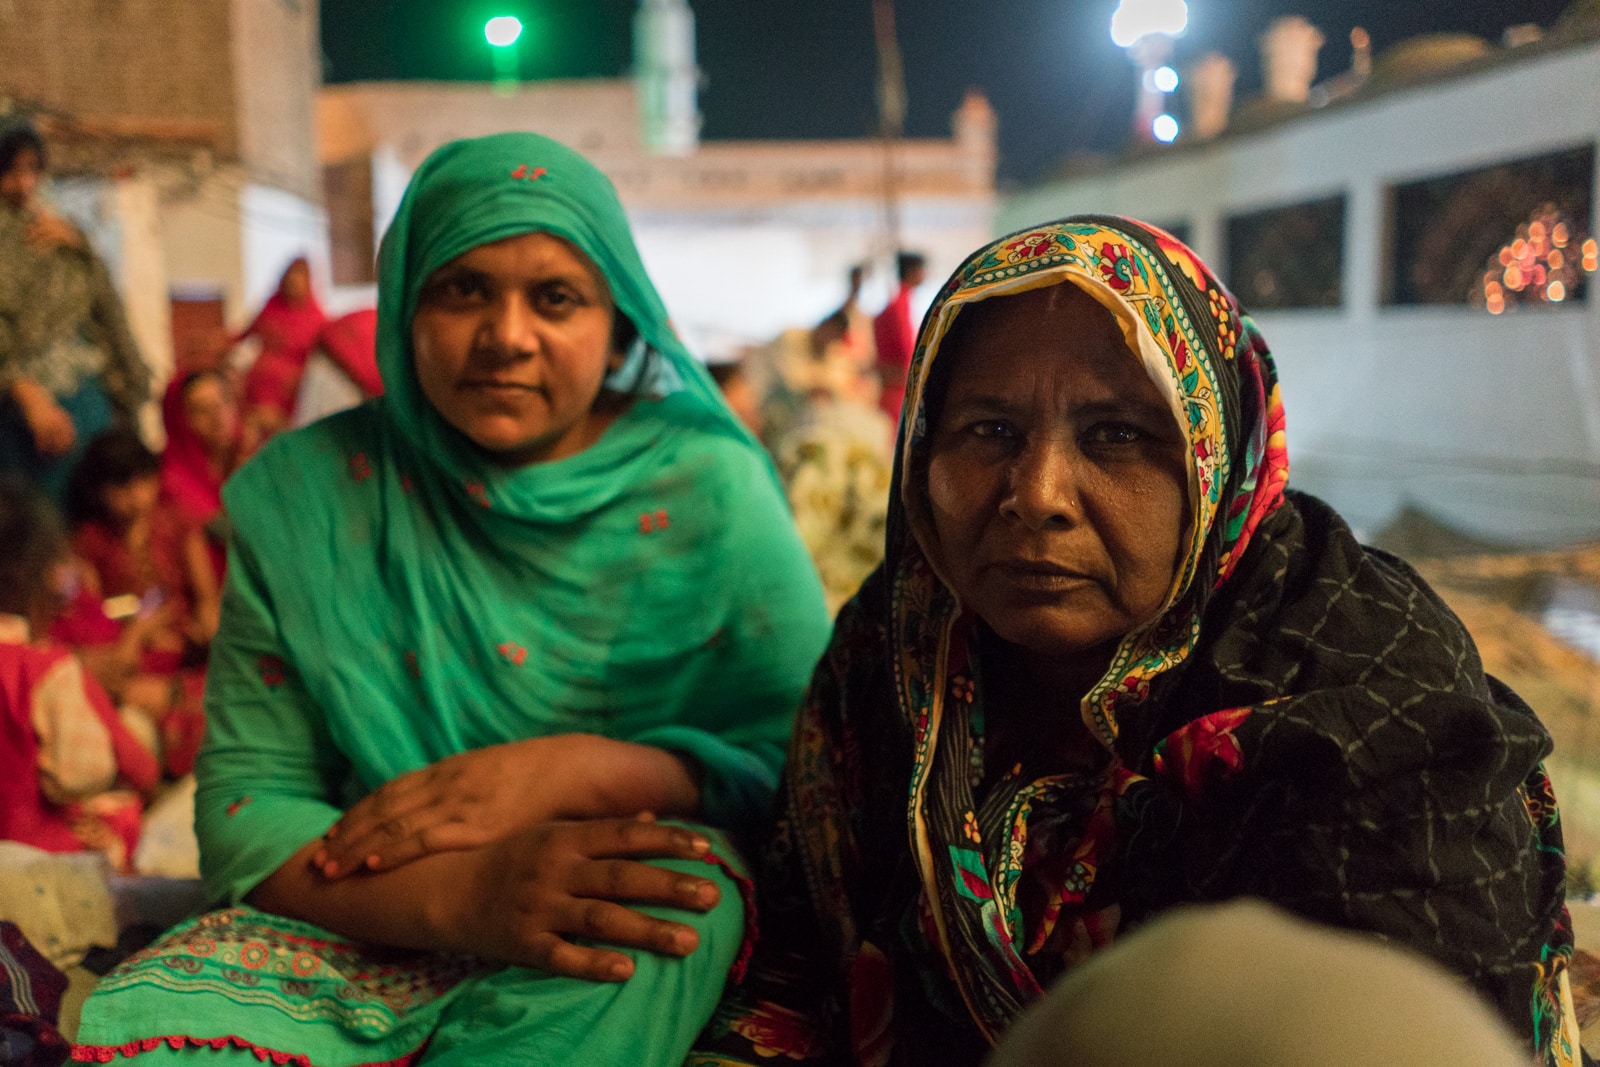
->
xmin=1477 ymin=203 xmax=1592 ymax=312
xmin=1152 ymin=114 xmax=1180 ymax=142
xmin=485 ymin=15 xmax=523 ymax=48
xmin=1110 ymin=0 xmax=1189 ymax=47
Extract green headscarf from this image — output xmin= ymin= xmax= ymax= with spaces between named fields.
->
xmin=195 ymin=133 xmax=831 ymax=904
xmin=376 ymin=132 xmax=726 ymax=518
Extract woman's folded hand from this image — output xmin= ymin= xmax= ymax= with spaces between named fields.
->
xmin=441 ymin=815 xmax=721 ymax=981
xmin=315 ymin=734 xmax=701 ymax=878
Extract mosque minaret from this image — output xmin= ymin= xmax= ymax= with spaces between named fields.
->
xmin=634 ymin=0 xmax=702 ymax=156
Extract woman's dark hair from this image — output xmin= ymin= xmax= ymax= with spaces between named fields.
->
xmin=0 ymin=120 xmax=46 ymax=180
xmin=609 ymin=311 xmax=639 ymax=360
xmin=0 ymin=476 xmax=67 ymax=616
xmin=707 ymin=361 xmax=744 ymax=388
xmin=180 ymin=367 xmax=226 ymax=400
xmin=606 ymin=311 xmax=659 ymax=403
xmin=64 ymin=429 xmax=161 ymax=528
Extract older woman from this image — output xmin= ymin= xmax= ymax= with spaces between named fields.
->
xmin=690 ymin=216 xmax=1580 ymax=1066
xmin=0 ymin=119 xmax=149 ymax=500
xmin=73 ymin=133 xmax=831 ymax=1065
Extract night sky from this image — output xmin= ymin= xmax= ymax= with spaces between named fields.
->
xmin=320 ymin=0 xmax=1578 ymax=184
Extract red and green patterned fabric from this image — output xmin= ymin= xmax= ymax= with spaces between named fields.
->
xmin=689 ymin=216 xmax=1582 ymax=1067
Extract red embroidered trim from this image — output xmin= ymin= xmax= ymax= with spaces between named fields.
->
xmin=702 ymin=849 xmax=758 ymax=983
xmin=72 ymin=1034 xmax=424 ymax=1066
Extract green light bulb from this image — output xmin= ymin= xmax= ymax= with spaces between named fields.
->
xmin=485 ymin=15 xmax=523 ymax=47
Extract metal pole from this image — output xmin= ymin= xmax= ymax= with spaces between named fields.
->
xmin=872 ymin=0 xmax=906 ymax=259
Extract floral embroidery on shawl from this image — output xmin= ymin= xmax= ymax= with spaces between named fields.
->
xmin=1151 ymin=707 xmax=1253 ymax=803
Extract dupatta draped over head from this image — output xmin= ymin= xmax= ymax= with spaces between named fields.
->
xmin=692 ymin=216 xmax=1578 ymax=1067
xmin=159 ymin=373 xmax=230 ymax=525
xmin=186 ymin=132 xmax=830 ymax=905
xmin=237 ymin=257 xmax=327 ymax=417
xmin=77 ymin=134 xmax=831 ymax=1067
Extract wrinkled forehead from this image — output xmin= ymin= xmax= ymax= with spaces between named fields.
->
xmin=913 ymin=271 xmax=1187 ymax=445
xmin=936 ymin=280 xmax=1139 ymax=374
xmin=421 ymin=229 xmax=610 ymax=293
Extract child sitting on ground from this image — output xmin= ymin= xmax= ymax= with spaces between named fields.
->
xmin=0 ymin=477 xmax=159 ymax=872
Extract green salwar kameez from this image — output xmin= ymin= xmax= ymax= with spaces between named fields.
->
xmin=73 ymin=133 xmax=830 ymax=1066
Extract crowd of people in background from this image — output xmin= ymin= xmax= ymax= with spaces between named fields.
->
xmin=0 ymin=120 xmax=389 ymax=886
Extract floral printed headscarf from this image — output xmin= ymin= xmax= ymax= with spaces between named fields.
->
xmin=886 ymin=215 xmax=1289 ymax=1037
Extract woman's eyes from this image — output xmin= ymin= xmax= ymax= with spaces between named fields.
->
xmin=425 ymin=276 xmax=586 ymax=313
xmin=534 ymin=286 xmax=583 ymax=314
xmin=430 ymin=274 xmax=489 ymax=302
xmin=1084 ymin=422 xmax=1144 ymax=446
xmin=963 ymin=420 xmax=1146 ymax=446
xmin=967 ymin=419 xmax=1017 ymax=440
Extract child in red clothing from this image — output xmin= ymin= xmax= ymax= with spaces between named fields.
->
xmin=59 ymin=431 xmax=217 ymax=775
xmin=0 ymin=477 xmax=159 ymax=872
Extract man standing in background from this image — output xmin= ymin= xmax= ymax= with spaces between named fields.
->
xmin=873 ymin=250 xmax=925 ymax=425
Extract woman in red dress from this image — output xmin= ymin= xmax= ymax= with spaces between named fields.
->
xmin=236 ymin=258 xmax=325 ymax=452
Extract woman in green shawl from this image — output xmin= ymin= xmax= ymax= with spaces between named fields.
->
xmin=73 ymin=133 xmax=831 ymax=1066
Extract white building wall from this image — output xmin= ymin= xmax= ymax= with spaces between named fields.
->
xmin=156 ymin=168 xmax=330 ymax=327
xmin=631 ymin=198 xmax=993 ymax=357
xmin=319 ymin=80 xmax=997 ymax=357
xmin=238 ymin=183 xmax=331 ymax=313
xmin=108 ymin=176 xmax=174 ymax=390
xmin=1000 ymin=39 xmax=1600 ymax=545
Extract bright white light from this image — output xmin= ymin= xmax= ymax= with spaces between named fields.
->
xmin=1152 ymin=114 xmax=1180 ymax=142
xmin=485 ymin=15 xmax=523 ymax=47
xmin=1110 ymin=0 xmax=1189 ymax=47
xmin=1153 ymin=65 xmax=1180 ymax=92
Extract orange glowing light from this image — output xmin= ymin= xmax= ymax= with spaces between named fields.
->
xmin=1530 ymin=221 xmax=1547 ymax=241
xmin=1487 ymin=296 xmax=1505 ymax=315
xmin=1547 ymin=280 xmax=1566 ymax=302
xmin=1553 ymin=223 xmax=1569 ymax=247
xmin=1549 ymin=250 xmax=1564 ymax=270
xmin=1512 ymin=239 xmax=1528 ymax=260
xmin=1505 ymin=265 xmax=1524 ymax=289
xmin=1499 ymin=248 xmax=1514 ymax=266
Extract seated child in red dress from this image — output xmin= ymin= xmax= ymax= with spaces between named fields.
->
xmin=0 ymin=477 xmax=159 ymax=872
xmin=57 ymin=431 xmax=219 ymax=776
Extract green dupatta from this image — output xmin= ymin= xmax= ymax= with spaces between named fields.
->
xmin=195 ymin=131 xmax=831 ymax=902
xmin=77 ymin=132 xmax=831 ymax=1067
